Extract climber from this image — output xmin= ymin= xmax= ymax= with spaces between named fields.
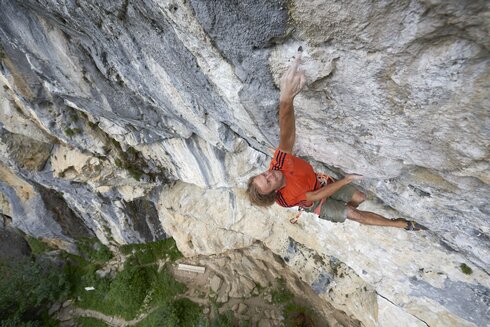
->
xmin=246 ymin=47 xmax=426 ymax=231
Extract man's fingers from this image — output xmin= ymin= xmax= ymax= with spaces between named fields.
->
xmin=299 ymin=72 xmax=306 ymax=89
xmin=286 ymin=50 xmax=303 ymax=77
xmin=290 ymin=51 xmax=302 ymax=73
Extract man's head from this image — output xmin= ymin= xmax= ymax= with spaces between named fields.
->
xmin=246 ymin=170 xmax=284 ymax=207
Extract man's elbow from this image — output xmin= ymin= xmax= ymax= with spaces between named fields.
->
xmin=305 ymin=192 xmax=316 ymax=202
xmin=279 ymin=136 xmax=295 ymax=153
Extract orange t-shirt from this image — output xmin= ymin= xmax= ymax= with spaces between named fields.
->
xmin=269 ymin=149 xmax=320 ymax=207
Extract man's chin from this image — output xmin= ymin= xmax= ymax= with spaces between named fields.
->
xmin=275 ymin=172 xmax=283 ymax=187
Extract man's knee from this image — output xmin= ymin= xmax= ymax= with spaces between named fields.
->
xmin=350 ymin=191 xmax=366 ymax=206
xmin=346 ymin=206 xmax=364 ymax=222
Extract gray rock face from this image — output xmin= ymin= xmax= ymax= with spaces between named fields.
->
xmin=0 ymin=223 xmax=31 ymax=260
xmin=189 ymin=0 xmax=288 ymax=144
xmin=123 ymin=198 xmax=166 ymax=242
xmin=0 ymin=0 xmax=488 ymax=326
xmin=37 ymin=185 xmax=93 ymax=239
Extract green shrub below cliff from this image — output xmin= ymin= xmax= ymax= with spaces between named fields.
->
xmin=120 ymin=238 xmax=182 ymax=264
xmin=69 ymin=238 xmax=185 ymax=320
xmin=76 ymin=238 xmax=113 ymax=263
xmin=136 ymin=299 xmax=203 ymax=327
xmin=0 ymin=257 xmax=69 ymax=325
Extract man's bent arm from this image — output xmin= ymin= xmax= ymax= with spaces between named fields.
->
xmin=305 ymin=175 xmax=362 ymax=202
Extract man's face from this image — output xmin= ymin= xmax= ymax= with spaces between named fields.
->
xmin=254 ymin=170 xmax=283 ymax=194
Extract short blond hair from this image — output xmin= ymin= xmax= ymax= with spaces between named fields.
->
xmin=246 ymin=175 xmax=276 ymax=207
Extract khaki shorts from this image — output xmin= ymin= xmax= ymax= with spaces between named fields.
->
xmin=303 ymin=184 xmax=357 ymax=223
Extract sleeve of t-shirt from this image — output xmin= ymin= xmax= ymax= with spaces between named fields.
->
xmin=269 ymin=148 xmax=288 ymax=171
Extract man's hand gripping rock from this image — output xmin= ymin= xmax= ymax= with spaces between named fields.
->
xmin=280 ymin=47 xmax=306 ymax=102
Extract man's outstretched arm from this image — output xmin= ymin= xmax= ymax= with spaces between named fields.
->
xmin=278 ymin=48 xmax=306 ymax=153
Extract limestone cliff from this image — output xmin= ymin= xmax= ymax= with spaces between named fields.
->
xmin=0 ymin=0 xmax=488 ymax=326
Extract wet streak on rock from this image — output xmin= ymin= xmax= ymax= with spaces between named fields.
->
xmin=183 ymin=135 xmax=215 ymax=186
xmin=409 ymin=277 xmax=490 ymax=326
xmin=37 ymin=186 xmax=93 ymax=238
xmin=0 ymin=130 xmax=53 ymax=171
xmin=124 ymin=198 xmax=165 ymax=242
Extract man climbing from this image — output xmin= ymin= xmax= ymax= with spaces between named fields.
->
xmin=246 ymin=47 xmax=426 ymax=231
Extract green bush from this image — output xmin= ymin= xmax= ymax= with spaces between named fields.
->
xmin=271 ymin=278 xmax=294 ymax=304
xmin=137 ymin=299 xmax=203 ymax=327
xmin=150 ymin=268 xmax=186 ymax=305
xmin=120 ymin=238 xmax=182 ymax=265
xmin=460 ymin=263 xmax=473 ymax=275
xmin=62 ymin=253 xmax=98 ymax=294
xmin=0 ymin=316 xmax=42 ymax=327
xmin=76 ymin=238 xmax=113 ymax=263
xmin=64 ymin=128 xmax=81 ymax=137
xmin=283 ymin=303 xmax=317 ymax=327
xmin=0 ymin=257 xmax=69 ymax=324
xmin=208 ymin=311 xmax=235 ymax=327
xmin=72 ymin=261 xmax=186 ymax=320
xmin=63 ymin=238 xmax=187 ymax=320
xmin=104 ymin=265 xmax=155 ymax=319
xmin=26 ymin=237 xmax=54 ymax=255
xmin=127 ymin=167 xmax=143 ymax=181
xmin=1 ymin=236 xmax=198 ymax=325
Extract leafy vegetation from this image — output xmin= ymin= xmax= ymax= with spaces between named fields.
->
xmin=26 ymin=236 xmax=55 ymax=255
xmin=120 ymin=238 xmax=182 ymax=265
xmin=460 ymin=263 xmax=473 ymax=275
xmin=270 ymin=278 xmax=318 ymax=327
xmin=66 ymin=238 xmax=185 ymax=320
xmin=271 ymin=278 xmax=294 ymax=304
xmin=1 ymin=236 xmax=261 ymax=326
xmin=0 ymin=257 xmax=70 ymax=325
xmin=64 ymin=128 xmax=82 ymax=137
xmin=283 ymin=303 xmax=316 ymax=327
xmin=76 ymin=238 xmax=113 ymax=263
xmin=107 ymin=139 xmax=152 ymax=181
xmin=136 ymin=298 xmax=203 ymax=327
xmin=207 ymin=311 xmax=235 ymax=327
xmin=74 ymin=264 xmax=155 ymax=319
xmin=127 ymin=167 xmax=143 ymax=181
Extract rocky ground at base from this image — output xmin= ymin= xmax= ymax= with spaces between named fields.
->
xmin=49 ymin=242 xmax=358 ymax=326
xmin=171 ymin=242 xmax=358 ymax=326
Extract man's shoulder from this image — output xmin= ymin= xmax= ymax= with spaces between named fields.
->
xmin=270 ymin=148 xmax=293 ymax=170
xmin=275 ymin=190 xmax=294 ymax=207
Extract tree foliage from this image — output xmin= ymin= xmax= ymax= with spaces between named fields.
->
xmin=0 ymin=257 xmax=69 ymax=324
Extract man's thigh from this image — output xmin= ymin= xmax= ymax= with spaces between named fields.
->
xmin=330 ymin=184 xmax=357 ymax=203
xmin=318 ymin=198 xmax=347 ymax=223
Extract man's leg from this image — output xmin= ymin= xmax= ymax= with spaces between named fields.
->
xmin=330 ymin=184 xmax=366 ymax=208
xmin=346 ymin=206 xmax=408 ymax=229
xmin=348 ymin=191 xmax=366 ymax=208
